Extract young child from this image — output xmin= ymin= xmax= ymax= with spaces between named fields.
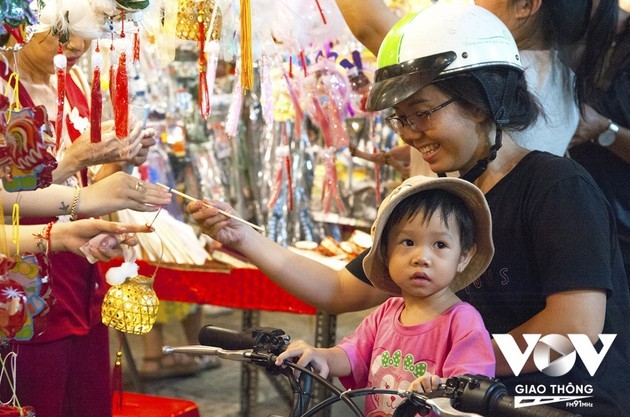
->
xmin=275 ymin=175 xmax=496 ymax=416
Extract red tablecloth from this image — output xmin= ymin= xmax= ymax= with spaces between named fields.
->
xmin=98 ymin=260 xmax=316 ymax=315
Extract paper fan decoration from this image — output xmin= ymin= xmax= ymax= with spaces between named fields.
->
xmin=0 ymin=105 xmax=58 ymax=192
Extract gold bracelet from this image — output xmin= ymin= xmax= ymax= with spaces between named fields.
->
xmin=69 ymin=186 xmax=81 ymax=221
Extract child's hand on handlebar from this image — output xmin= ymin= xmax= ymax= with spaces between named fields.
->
xmin=275 ymin=340 xmax=330 ymax=378
xmin=408 ymin=372 xmax=442 ymax=393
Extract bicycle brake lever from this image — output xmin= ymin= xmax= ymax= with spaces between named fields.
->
xmin=162 ymin=345 xmax=253 ymax=361
xmin=426 ymin=398 xmax=483 ymax=417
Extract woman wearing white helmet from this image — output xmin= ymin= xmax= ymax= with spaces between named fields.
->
xmin=335 ymin=0 xmax=617 ymax=170
xmin=189 ymin=4 xmax=630 ymax=416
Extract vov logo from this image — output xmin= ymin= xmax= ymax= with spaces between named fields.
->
xmin=493 ymin=334 xmax=616 ymax=409
xmin=493 ymin=334 xmax=616 ymax=377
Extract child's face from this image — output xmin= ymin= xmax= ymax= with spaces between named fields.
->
xmin=385 ymin=209 xmax=474 ymax=299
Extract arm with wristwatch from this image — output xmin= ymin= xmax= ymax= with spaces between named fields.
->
xmin=570 ymin=104 xmax=630 ymax=164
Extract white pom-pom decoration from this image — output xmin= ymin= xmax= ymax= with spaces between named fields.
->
xmin=113 ymin=37 xmax=130 ymax=53
xmin=53 ymin=54 xmax=67 ymax=70
xmin=92 ymin=51 xmax=104 ymax=69
xmin=106 ymin=261 xmax=139 ymax=286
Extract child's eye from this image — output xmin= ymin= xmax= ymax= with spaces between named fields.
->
xmin=402 ymin=239 xmax=414 ymax=247
xmin=435 ymin=241 xmax=447 ymax=249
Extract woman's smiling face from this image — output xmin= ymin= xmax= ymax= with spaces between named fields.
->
xmin=392 ymin=84 xmax=491 ymax=175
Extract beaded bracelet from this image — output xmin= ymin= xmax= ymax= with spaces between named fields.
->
xmin=69 ymin=186 xmax=81 ymax=221
xmin=33 ymin=221 xmax=55 ymax=255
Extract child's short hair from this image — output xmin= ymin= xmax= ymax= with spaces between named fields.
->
xmin=379 ymin=188 xmax=476 ymax=262
xmin=363 ymin=176 xmax=494 ymax=296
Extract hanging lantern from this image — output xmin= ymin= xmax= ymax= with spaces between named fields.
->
xmin=175 ymin=0 xmax=222 ymax=41
xmin=101 ymin=275 xmax=159 ymax=335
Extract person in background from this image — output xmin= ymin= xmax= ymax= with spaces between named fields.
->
xmin=189 ymin=4 xmax=630 ymax=415
xmin=275 ymin=176 xmax=495 ymax=417
xmin=569 ymin=2 xmax=630 ymax=278
xmin=140 ymin=304 xmax=219 ymax=379
xmin=335 ymin=0 xmax=615 ymax=175
xmin=0 ymin=2 xmax=171 ymax=416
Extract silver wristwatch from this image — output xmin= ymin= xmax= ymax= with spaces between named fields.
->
xmin=597 ymin=120 xmax=619 ymax=147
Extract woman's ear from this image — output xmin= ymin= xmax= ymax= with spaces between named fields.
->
xmin=467 ymin=105 xmax=489 ymax=124
xmin=457 ymin=245 xmax=477 ymax=274
xmin=513 ymin=0 xmax=543 ymax=19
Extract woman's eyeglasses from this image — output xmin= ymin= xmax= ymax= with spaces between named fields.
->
xmin=385 ymin=98 xmax=456 ymax=134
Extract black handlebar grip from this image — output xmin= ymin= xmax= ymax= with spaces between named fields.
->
xmin=198 ymin=325 xmax=256 ymax=350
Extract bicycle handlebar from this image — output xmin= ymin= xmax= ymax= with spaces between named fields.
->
xmin=163 ymin=325 xmax=582 ymax=417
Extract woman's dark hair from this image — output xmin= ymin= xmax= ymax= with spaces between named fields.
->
xmin=433 ymin=67 xmax=542 ymax=131
xmin=379 ymin=189 xmax=476 ymax=263
xmin=540 ymin=0 xmax=617 ymax=105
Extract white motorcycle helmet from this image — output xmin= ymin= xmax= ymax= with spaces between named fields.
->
xmin=366 ymin=2 xmax=523 ymax=112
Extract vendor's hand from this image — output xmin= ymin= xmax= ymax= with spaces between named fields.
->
xmin=80 ymin=171 xmax=173 ymax=216
xmin=409 ymin=372 xmax=442 ymax=393
xmin=187 ymin=199 xmax=247 ymax=247
xmin=274 ymin=340 xmax=330 ymax=378
xmin=60 ymin=120 xmax=141 ymax=169
xmin=570 ymin=104 xmax=609 ymax=147
xmin=127 ymin=126 xmax=157 ymax=167
xmin=51 ymin=219 xmax=150 ymax=261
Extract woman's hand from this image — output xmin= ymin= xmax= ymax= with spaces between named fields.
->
xmin=63 ymin=121 xmax=141 ymax=166
xmin=54 ymin=120 xmax=159 ymax=182
xmin=126 ymin=126 xmax=157 ymax=167
xmin=80 ymin=171 xmax=173 ymax=215
xmin=187 ymin=199 xmax=248 ymax=247
xmin=570 ymin=104 xmax=609 ymax=147
xmin=51 ymin=219 xmax=150 ymax=261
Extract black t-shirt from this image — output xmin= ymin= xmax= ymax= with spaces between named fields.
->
xmin=346 ymin=152 xmax=630 ymax=416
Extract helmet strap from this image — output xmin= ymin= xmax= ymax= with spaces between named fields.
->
xmin=459 ymin=128 xmax=502 ymax=183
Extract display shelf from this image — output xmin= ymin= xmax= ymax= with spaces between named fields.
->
xmin=311 ymin=211 xmax=372 ymax=228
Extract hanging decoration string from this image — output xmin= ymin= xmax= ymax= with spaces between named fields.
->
xmin=53 ymin=43 xmax=67 ymax=152
xmin=313 ymin=0 xmax=327 ymax=24
xmin=7 ymin=71 xmax=22 ymax=118
xmin=109 ymin=33 xmax=117 ymax=123
xmin=197 ymin=8 xmax=210 ymax=119
xmin=268 ymin=122 xmax=293 ymax=211
xmin=299 ymin=50 xmax=308 ymax=78
xmin=281 ymin=64 xmax=304 ymax=140
xmin=239 ymin=0 xmax=253 ymax=91
xmin=114 ymin=12 xmax=129 ymax=139
xmin=11 ymin=203 xmax=19 ymax=254
xmin=0 ymin=195 xmax=9 ymax=255
xmin=90 ymin=42 xmax=103 ymax=143
xmin=133 ymin=33 xmax=140 ymax=63
xmin=0 ymin=351 xmax=24 ymax=410
xmin=112 ymin=332 xmax=125 ymax=410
